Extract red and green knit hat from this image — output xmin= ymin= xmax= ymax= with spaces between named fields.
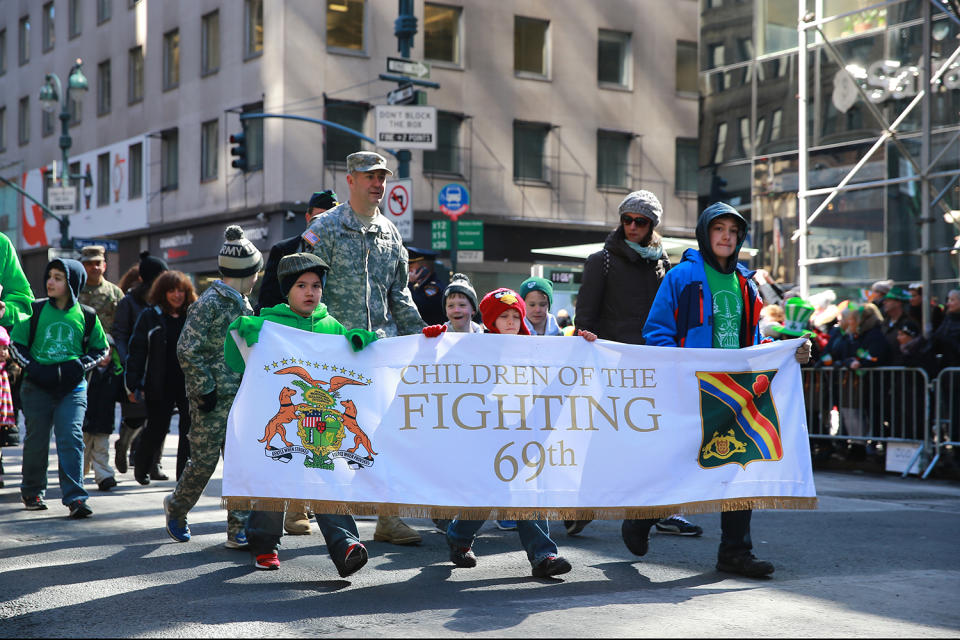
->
xmin=479 ymin=288 xmax=530 ymax=335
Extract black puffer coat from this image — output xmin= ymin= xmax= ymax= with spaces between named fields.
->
xmin=575 ymin=226 xmax=670 ymax=345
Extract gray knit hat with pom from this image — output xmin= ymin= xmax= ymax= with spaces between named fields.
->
xmin=443 ymin=273 xmax=479 ymax=313
xmin=218 ymin=225 xmax=263 ymax=278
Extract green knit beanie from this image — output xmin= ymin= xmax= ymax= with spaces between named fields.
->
xmin=519 ymin=276 xmax=553 ymax=309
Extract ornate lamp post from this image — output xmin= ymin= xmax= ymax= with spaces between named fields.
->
xmin=38 ymin=58 xmax=90 ymax=249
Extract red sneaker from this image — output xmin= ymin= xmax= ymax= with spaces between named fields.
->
xmin=254 ymin=552 xmax=280 ymax=570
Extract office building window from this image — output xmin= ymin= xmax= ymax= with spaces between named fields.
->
xmin=128 ymin=46 xmax=143 ymax=103
xmin=97 ymin=152 xmax=110 ymax=206
xmin=18 ymin=97 xmax=29 ymax=146
xmin=98 ymin=0 xmax=112 ymax=24
xmin=98 ymin=59 xmax=111 ymax=116
xmin=42 ymin=109 xmax=54 ymax=137
xmin=515 ymin=16 xmax=549 ymax=77
xmin=513 ymin=121 xmax=550 ymax=182
xmin=245 ymin=0 xmax=263 ymax=57
xmin=324 ymin=101 xmax=366 ymax=165
xmin=770 ymin=109 xmax=783 ymax=140
xmin=598 ymin=30 xmax=631 ymax=88
xmin=0 ymin=107 xmax=6 ymax=151
xmin=738 ymin=116 xmax=751 ymax=157
xmin=161 ymin=129 xmax=178 ymax=191
xmin=201 ymin=119 xmax=219 ymax=181
xmin=424 ymin=3 xmax=461 ymax=64
xmin=597 ymin=130 xmax=632 ymax=189
xmin=676 ymin=41 xmax=698 ymax=93
xmin=0 ymin=29 xmax=6 ymax=75
xmin=202 ymin=10 xmax=220 ymax=75
xmin=423 ymin=112 xmax=462 ymax=174
xmin=326 ymin=0 xmax=364 ymax=51
xmin=163 ymin=29 xmax=179 ymax=90
xmin=19 ymin=16 xmax=30 ymax=66
xmin=242 ymin=102 xmax=264 ymax=171
xmin=43 ymin=3 xmax=55 ymax=52
xmin=708 ymin=43 xmax=725 ymax=70
xmin=69 ymin=0 xmax=82 ymax=38
xmin=675 ymin=138 xmax=698 ymax=193
xmin=68 ymin=95 xmax=81 ymax=126
xmin=128 ymin=142 xmax=143 ymax=199
xmin=756 ymin=117 xmax=766 ymax=146
xmin=713 ymin=122 xmax=728 ymax=164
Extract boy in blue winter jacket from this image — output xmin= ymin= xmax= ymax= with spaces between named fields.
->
xmin=623 ymin=202 xmax=810 ymax=578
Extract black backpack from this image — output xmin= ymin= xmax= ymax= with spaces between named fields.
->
xmin=27 ymin=298 xmax=97 ymax=352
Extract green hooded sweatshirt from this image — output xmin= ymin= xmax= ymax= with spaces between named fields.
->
xmin=224 ymin=302 xmax=377 ymax=373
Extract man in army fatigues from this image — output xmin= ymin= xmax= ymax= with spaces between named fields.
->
xmin=78 ymin=245 xmax=125 ymax=335
xmin=302 ymin=151 xmax=426 ymax=545
xmin=163 ymin=226 xmax=262 ymax=547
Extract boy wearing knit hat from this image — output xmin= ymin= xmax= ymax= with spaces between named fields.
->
xmin=423 ymin=287 xmax=596 ymax=577
xmin=225 ymin=252 xmax=376 ymax=575
xmin=442 ymin=274 xmax=482 ymax=334
xmin=163 ymin=226 xmax=263 ymax=549
xmin=519 ymin=276 xmax=562 ymax=336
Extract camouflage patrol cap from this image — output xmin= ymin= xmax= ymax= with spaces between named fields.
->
xmin=346 ymin=151 xmax=394 ymax=175
xmin=80 ymin=245 xmax=106 ymax=263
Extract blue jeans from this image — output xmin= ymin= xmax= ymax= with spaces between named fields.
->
xmin=447 ymin=518 xmax=558 ymax=566
xmin=20 ymin=380 xmax=89 ymax=506
xmin=246 ymin=510 xmax=360 ymax=559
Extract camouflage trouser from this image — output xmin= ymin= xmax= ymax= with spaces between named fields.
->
xmin=166 ymin=396 xmax=249 ymax=537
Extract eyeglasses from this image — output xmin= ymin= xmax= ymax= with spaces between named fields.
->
xmin=620 ymin=214 xmax=651 ymax=227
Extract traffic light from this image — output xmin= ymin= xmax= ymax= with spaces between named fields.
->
xmin=230 ymin=132 xmax=248 ymax=172
xmin=710 ymin=174 xmax=730 ymax=203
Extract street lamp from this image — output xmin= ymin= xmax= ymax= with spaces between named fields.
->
xmin=38 ymin=57 xmax=89 ymax=249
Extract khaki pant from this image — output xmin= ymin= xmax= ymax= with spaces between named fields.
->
xmin=83 ymin=432 xmax=114 ymax=483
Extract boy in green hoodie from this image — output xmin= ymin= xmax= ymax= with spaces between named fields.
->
xmin=11 ymin=258 xmax=108 ymax=517
xmin=226 ymin=253 xmax=376 ymax=576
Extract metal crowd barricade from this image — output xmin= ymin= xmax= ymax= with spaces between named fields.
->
xmin=922 ymin=367 xmax=960 ymax=479
xmin=801 ymin=367 xmax=930 ymax=477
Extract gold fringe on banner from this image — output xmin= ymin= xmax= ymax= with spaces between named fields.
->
xmin=221 ymin=496 xmax=818 ymax=520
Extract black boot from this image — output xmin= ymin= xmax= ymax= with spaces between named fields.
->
xmin=115 ymin=423 xmax=142 ymax=474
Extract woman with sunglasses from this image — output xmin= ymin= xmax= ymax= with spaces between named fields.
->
xmin=569 ymin=190 xmax=702 ymax=539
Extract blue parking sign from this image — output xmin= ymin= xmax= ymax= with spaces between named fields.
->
xmin=438 ymin=183 xmax=469 ymax=221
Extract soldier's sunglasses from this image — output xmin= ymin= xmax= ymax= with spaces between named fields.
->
xmin=620 ymin=214 xmax=650 ymax=227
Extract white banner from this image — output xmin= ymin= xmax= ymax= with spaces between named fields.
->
xmin=223 ymin=324 xmax=817 ymax=519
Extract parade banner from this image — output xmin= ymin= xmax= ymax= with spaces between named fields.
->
xmin=222 ymin=324 xmax=817 ymax=519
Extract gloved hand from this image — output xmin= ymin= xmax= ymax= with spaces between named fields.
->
xmin=795 ymin=339 xmax=812 ymax=364
xmin=25 ymin=361 xmax=60 ymax=391
xmin=422 ymin=324 xmax=447 ymax=338
xmin=56 ymin=359 xmax=86 ymax=394
xmin=197 ymin=389 xmax=217 ymax=413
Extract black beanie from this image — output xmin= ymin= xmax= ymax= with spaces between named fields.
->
xmin=277 ymin=253 xmax=330 ymax=298
xmin=138 ymin=251 xmax=169 ymax=286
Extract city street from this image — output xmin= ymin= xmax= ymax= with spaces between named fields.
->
xmin=2 ymin=431 xmax=959 ymax=638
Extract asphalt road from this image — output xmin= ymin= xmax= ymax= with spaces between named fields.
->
xmin=1 ymin=434 xmax=959 ymax=638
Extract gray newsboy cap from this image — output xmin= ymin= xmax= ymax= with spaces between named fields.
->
xmin=346 ymin=151 xmax=394 ymax=175
xmin=277 ymin=252 xmax=331 ymax=298
xmin=618 ymin=190 xmax=663 ymax=227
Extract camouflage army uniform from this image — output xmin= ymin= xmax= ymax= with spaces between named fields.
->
xmin=167 ymin=280 xmax=252 ymax=538
xmin=78 ymin=279 xmax=125 ymax=335
xmin=304 ymin=202 xmax=425 ymax=337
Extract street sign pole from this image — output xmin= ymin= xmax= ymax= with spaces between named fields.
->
xmin=452 ymin=219 xmax=458 ymax=273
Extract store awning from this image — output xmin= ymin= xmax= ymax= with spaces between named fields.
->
xmin=531 ymin=237 xmax=759 ymax=261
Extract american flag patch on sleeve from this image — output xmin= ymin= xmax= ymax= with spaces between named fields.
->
xmin=301 ymin=229 xmax=320 ymax=246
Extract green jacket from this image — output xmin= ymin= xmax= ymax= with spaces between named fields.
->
xmin=0 ymin=232 xmax=35 ymax=330
xmin=224 ymin=302 xmax=377 ymax=373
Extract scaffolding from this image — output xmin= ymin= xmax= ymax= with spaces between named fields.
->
xmin=796 ymin=0 xmax=960 ymax=329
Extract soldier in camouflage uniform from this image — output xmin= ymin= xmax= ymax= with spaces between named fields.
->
xmin=162 ymin=226 xmax=263 ymax=547
xmin=78 ymin=246 xmax=125 ymax=335
xmin=303 ymin=151 xmax=426 ymax=545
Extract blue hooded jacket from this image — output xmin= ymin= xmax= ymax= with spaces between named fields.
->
xmin=643 ymin=203 xmax=762 ymax=348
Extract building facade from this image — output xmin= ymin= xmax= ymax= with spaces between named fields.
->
xmin=699 ymin=0 xmax=960 ymax=298
xmin=0 ymin=0 xmax=700 ymax=311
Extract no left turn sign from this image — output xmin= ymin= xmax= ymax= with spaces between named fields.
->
xmin=386 ymin=179 xmax=413 ymax=242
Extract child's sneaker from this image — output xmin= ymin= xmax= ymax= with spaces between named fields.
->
xmin=333 ymin=542 xmax=368 ymax=578
xmin=448 ymin=543 xmax=478 ymax=568
xmin=23 ymin=496 xmax=48 ymax=511
xmin=531 ymin=554 xmax=571 ymax=578
xmin=163 ymin=494 xmax=191 ymax=542
xmin=495 ymin=520 xmax=518 ymax=531
xmin=225 ymin=530 xmax=249 ymax=549
xmin=68 ymin=500 xmax=93 ymax=519
xmin=254 ymin=552 xmax=280 ymax=570
xmin=97 ymin=477 xmax=118 ymax=491
xmin=655 ymin=515 xmax=703 ymax=536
